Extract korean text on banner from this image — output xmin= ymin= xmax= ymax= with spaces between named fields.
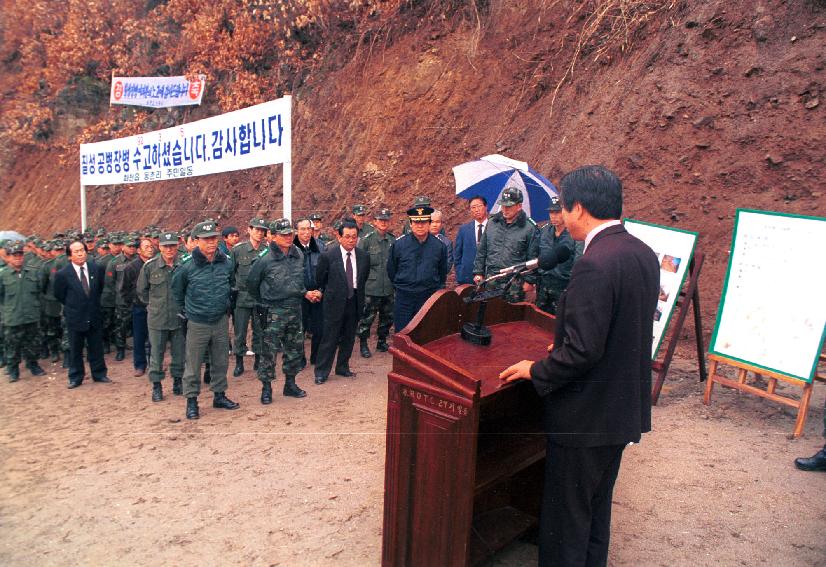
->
xmin=80 ymin=97 xmax=291 ymax=186
xmin=111 ymin=75 xmax=206 ymax=108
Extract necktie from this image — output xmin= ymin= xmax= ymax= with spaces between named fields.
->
xmin=80 ymin=266 xmax=90 ymax=296
xmin=345 ymin=252 xmax=354 ymax=299
xmin=476 ymin=223 xmax=483 ymax=245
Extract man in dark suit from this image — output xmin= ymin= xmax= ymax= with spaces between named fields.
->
xmin=313 ymin=219 xmax=370 ymax=384
xmin=54 ymin=239 xmax=111 ymax=388
xmin=453 ymin=195 xmax=488 ymax=285
xmin=500 ymin=165 xmax=659 ymax=567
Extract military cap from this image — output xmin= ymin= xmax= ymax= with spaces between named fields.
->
xmin=97 ymin=238 xmax=109 ymax=247
xmin=309 ymin=212 xmax=323 ymax=222
xmin=25 ymin=235 xmax=35 ymax=243
xmin=110 ymin=232 xmax=125 ymax=244
xmin=192 ymin=221 xmax=220 ymax=238
xmin=5 ymin=242 xmax=24 ymax=255
xmin=548 ymin=195 xmax=562 ymax=212
xmin=374 ymin=207 xmax=393 ymax=220
xmin=52 ymin=231 xmax=66 ymax=238
xmin=221 ymin=226 xmax=240 ymax=237
xmin=500 ymin=186 xmax=524 ymax=206
xmin=412 ymin=195 xmax=432 ymax=207
xmin=96 ymin=228 xmax=106 ymax=237
xmin=83 ymin=231 xmax=95 ymax=241
xmin=270 ymin=218 xmax=294 ymax=235
xmin=159 ymin=231 xmax=178 ymax=246
xmin=352 ymin=204 xmax=368 ymax=216
xmin=123 ymin=233 xmax=139 ymax=247
xmin=42 ymin=242 xmax=54 ymax=252
xmin=332 ymin=219 xmax=344 ymax=231
xmin=248 ymin=217 xmax=268 ymax=230
xmin=32 ymin=239 xmax=44 ymax=248
xmin=407 ymin=205 xmax=434 ymax=222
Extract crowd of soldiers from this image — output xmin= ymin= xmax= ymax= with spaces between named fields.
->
xmin=0 ymin=188 xmax=583 ymax=419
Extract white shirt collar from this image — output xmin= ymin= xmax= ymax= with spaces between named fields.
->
xmin=583 ymin=220 xmax=622 ymax=253
xmin=72 ymin=261 xmax=89 ymax=278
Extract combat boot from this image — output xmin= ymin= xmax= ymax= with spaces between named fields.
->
xmin=253 ymin=354 xmax=260 ymax=371
xmin=232 ymin=355 xmax=244 ymax=377
xmin=27 ymin=362 xmax=46 ymax=376
xmin=115 ymin=348 xmax=125 ymax=361
xmin=151 ymin=382 xmax=163 ymax=402
xmin=795 ymin=447 xmax=826 ymax=472
xmin=213 ymin=392 xmax=240 ymax=410
xmin=260 ymin=382 xmax=273 ymax=405
xmin=283 ymin=376 xmax=306 ymax=398
xmin=186 ymin=397 xmax=199 ymax=419
xmin=172 ymin=377 xmax=183 ymax=396
xmin=7 ymin=366 xmax=20 ymax=383
xmin=376 ymin=337 xmax=389 ymax=352
xmin=360 ymin=337 xmax=372 ymax=358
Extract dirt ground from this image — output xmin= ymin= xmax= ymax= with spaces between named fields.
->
xmin=1 ymin=341 xmax=824 ymax=567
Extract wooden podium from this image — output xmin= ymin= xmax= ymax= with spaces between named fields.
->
xmin=382 ymin=286 xmax=555 ymax=566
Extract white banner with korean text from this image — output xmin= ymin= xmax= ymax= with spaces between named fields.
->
xmin=80 ymin=97 xmax=291 ymax=186
xmin=110 ymin=75 xmax=206 ymax=108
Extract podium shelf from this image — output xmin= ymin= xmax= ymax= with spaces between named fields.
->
xmin=469 ymin=506 xmax=537 ymax=566
xmin=474 ymin=417 xmax=545 ymax=495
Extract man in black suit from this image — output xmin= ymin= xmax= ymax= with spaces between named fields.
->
xmin=54 ymin=239 xmax=111 ymax=388
xmin=500 ymin=165 xmax=659 ymax=567
xmin=313 ymin=219 xmax=370 ymax=384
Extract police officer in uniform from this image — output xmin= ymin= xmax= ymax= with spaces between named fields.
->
xmin=231 ymin=218 xmax=269 ymax=377
xmin=138 ymin=231 xmax=185 ymax=402
xmin=535 ymin=196 xmax=582 ymax=315
xmin=0 ymin=243 xmax=47 ymax=381
xmin=473 ymin=186 xmax=539 ymax=303
xmin=310 ymin=212 xmax=330 ymax=250
xmin=172 ymin=221 xmax=239 ymax=420
xmin=357 ymin=207 xmax=395 ymax=357
xmin=247 ymin=218 xmax=310 ymax=403
xmin=387 ymin=206 xmax=448 ymax=332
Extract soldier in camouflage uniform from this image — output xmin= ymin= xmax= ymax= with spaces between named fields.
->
xmin=138 ymin=231 xmax=184 ymax=402
xmin=0 ymin=242 xmax=6 ymax=368
xmin=230 ymin=217 xmax=269 ymax=377
xmin=535 ymin=196 xmax=582 ymax=315
xmin=40 ymin=242 xmax=63 ymax=362
xmin=100 ymin=232 xmax=124 ymax=353
xmin=357 ymin=207 xmax=395 ymax=358
xmin=110 ymin=235 xmax=137 ymax=360
xmin=247 ymin=218 xmax=310 ymax=404
xmin=0 ymin=243 xmax=47 ymax=381
xmin=473 ymin=186 xmax=540 ymax=303
xmin=352 ymin=204 xmax=375 ymax=243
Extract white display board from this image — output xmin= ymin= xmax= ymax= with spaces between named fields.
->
xmin=709 ymin=209 xmax=826 ymax=382
xmin=624 ymin=219 xmax=698 ymax=360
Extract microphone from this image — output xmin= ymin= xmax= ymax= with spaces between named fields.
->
xmin=496 ymin=245 xmax=572 ymax=276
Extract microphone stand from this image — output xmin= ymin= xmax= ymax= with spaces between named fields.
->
xmin=461 ymin=270 xmax=524 ymax=346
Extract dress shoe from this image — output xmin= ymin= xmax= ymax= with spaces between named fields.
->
xmin=260 ymin=382 xmax=273 ymax=405
xmin=7 ymin=366 xmax=20 ymax=383
xmin=151 ymin=382 xmax=163 ymax=402
xmin=186 ymin=397 xmax=199 ymax=419
xmin=62 ymin=352 xmax=70 ymax=368
xmin=67 ymin=380 xmax=82 ymax=389
xmin=335 ymin=369 xmax=356 ymax=378
xmin=283 ymin=376 xmax=306 ymax=398
xmin=314 ymin=374 xmax=327 ymax=385
xmin=134 ymin=368 xmax=146 ymax=377
xmin=51 ymin=351 xmax=60 ymax=363
xmin=360 ymin=338 xmax=372 ymax=359
xmin=233 ymin=355 xmax=244 ymax=377
xmin=172 ymin=377 xmax=183 ymax=396
xmin=253 ymin=354 xmax=260 ymax=371
xmin=376 ymin=338 xmax=389 ymax=352
xmin=28 ymin=363 xmax=46 ymax=376
xmin=115 ymin=348 xmax=125 ymax=361
xmin=93 ymin=376 xmax=112 ymax=383
xmin=795 ymin=447 xmax=826 ymax=472
xmin=213 ymin=392 xmax=240 ymax=410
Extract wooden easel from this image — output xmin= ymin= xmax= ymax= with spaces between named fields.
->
xmin=651 ymin=250 xmax=707 ymax=405
xmin=703 ymin=352 xmax=825 ymax=438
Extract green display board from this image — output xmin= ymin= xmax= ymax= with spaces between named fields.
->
xmin=709 ymin=209 xmax=826 ymax=383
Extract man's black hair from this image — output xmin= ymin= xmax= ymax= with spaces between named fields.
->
xmin=559 ymin=165 xmax=623 ymax=220
xmin=65 ymin=239 xmax=85 ymax=257
xmin=338 ymin=218 xmax=358 ymax=236
xmin=469 ymin=195 xmax=488 ymax=207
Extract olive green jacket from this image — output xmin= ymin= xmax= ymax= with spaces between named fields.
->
xmin=358 ymin=230 xmax=395 ymax=297
xmin=0 ymin=262 xmax=42 ymax=326
xmin=137 ymin=255 xmax=182 ymax=330
xmin=231 ymin=240 xmax=267 ymax=308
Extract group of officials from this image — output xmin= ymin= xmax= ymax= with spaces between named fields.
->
xmin=3 ymin=164 xmax=824 ymax=566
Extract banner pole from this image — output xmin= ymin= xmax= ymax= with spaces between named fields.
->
xmin=283 ymin=95 xmax=292 ymax=220
xmin=80 ymin=183 xmax=87 ymax=232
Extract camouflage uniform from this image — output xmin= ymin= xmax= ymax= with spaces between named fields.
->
xmin=111 ymin=253 xmax=136 ymax=351
xmin=356 ymin=226 xmax=395 ymax=346
xmin=40 ymin=253 xmax=63 ymax=359
xmin=535 ymin=226 xmax=582 ymax=315
xmin=230 ymin=226 xmax=267 ymax=360
xmin=0 ymin=253 xmax=44 ymax=380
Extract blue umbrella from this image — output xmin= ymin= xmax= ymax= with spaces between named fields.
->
xmin=452 ymin=154 xmax=558 ymax=222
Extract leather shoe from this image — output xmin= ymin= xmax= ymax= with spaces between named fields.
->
xmin=260 ymin=382 xmax=273 ymax=405
xmin=93 ymin=376 xmax=112 ymax=383
xmin=283 ymin=378 xmax=306 ymax=398
xmin=376 ymin=338 xmax=389 ymax=352
xmin=233 ymin=355 xmax=244 ymax=377
xmin=115 ymin=348 xmax=125 ymax=361
xmin=335 ymin=369 xmax=356 ymax=378
xmin=213 ymin=392 xmax=240 ymax=410
xmin=67 ymin=380 xmax=82 ymax=389
xmin=186 ymin=397 xmax=199 ymax=419
xmin=314 ymin=374 xmax=327 ymax=385
xmin=28 ymin=363 xmax=46 ymax=376
xmin=360 ymin=339 xmax=372 ymax=359
xmin=172 ymin=377 xmax=183 ymax=396
xmin=151 ymin=382 xmax=163 ymax=402
xmin=134 ymin=368 xmax=146 ymax=377
xmin=795 ymin=447 xmax=826 ymax=472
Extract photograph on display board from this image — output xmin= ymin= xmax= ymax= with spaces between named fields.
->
xmin=623 ymin=219 xmax=699 ymax=360
xmin=709 ymin=209 xmax=826 ymax=383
